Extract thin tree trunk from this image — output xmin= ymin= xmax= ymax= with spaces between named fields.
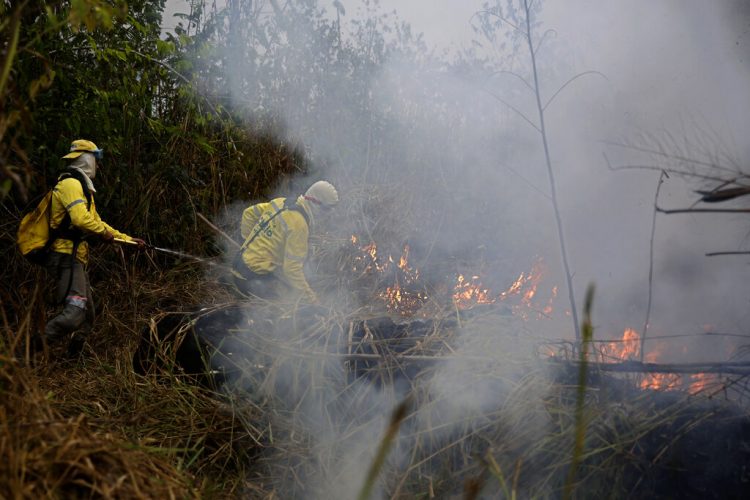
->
xmin=523 ymin=0 xmax=580 ymax=340
xmin=641 ymin=171 xmax=666 ymax=361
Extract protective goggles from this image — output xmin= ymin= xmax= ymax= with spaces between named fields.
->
xmin=92 ymin=149 xmax=104 ymax=161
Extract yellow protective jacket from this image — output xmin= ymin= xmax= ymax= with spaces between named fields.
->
xmin=239 ymin=196 xmax=316 ymax=301
xmin=50 ymin=176 xmax=133 ymax=264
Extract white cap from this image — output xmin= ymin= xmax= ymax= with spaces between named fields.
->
xmin=305 ymin=181 xmax=339 ymax=207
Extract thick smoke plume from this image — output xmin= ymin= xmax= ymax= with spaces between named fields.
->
xmin=168 ymin=0 xmax=750 ymax=496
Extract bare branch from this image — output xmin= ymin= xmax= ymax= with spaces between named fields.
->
xmin=543 ymin=70 xmax=608 ymax=111
xmin=480 ymin=87 xmax=540 ymax=133
xmin=656 ymin=206 xmax=750 ymax=214
xmin=197 ymin=213 xmax=240 ymax=249
xmin=607 ymin=163 xmax=729 ymax=183
xmin=602 ymin=140 xmax=741 ymax=174
xmin=501 ymin=162 xmax=551 ymax=201
xmin=695 ymin=186 xmax=750 ymax=203
xmin=473 ymin=8 xmax=526 ymax=36
xmin=522 ymin=0 xmax=579 ymax=340
xmin=486 ymin=69 xmax=533 ymax=92
xmin=534 ymin=28 xmax=556 ymax=55
xmin=706 ymin=251 xmax=750 ymax=257
xmin=641 ymin=170 xmax=666 ymax=362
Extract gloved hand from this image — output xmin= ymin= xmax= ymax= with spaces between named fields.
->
xmin=101 ymin=230 xmax=115 ymax=244
xmin=131 ymin=238 xmax=147 ymax=250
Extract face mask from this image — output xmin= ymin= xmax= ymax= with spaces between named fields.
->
xmin=69 ymin=153 xmax=97 ymax=179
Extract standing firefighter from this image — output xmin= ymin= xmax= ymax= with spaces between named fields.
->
xmin=232 ymin=180 xmax=339 ymax=303
xmin=34 ymin=140 xmax=145 ymax=357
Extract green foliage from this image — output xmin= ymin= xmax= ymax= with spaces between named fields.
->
xmin=66 ymin=0 xmax=128 ymax=31
xmin=0 ymin=1 xmax=128 ymax=202
xmin=2 ymin=0 xmax=308 ymax=255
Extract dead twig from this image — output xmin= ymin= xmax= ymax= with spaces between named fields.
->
xmin=197 ymin=212 xmax=240 ymax=249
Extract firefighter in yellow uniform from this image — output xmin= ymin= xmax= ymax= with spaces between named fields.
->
xmin=232 ymin=181 xmax=339 ymax=303
xmin=42 ymin=139 xmax=145 ymax=357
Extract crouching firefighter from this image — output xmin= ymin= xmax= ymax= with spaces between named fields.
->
xmin=33 ymin=140 xmax=145 ymax=357
xmin=231 ymin=181 xmax=339 ymax=303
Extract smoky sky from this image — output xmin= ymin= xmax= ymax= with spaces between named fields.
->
xmin=366 ymin=1 xmax=746 ymax=349
xmin=339 ymin=0 xmax=750 ymax=347
xmin=535 ymin=0 xmax=750 ymax=348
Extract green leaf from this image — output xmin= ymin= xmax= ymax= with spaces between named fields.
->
xmin=0 ymin=178 xmax=13 ymax=201
xmin=156 ymin=39 xmax=175 ymax=56
xmin=194 ymin=135 xmax=216 ymax=154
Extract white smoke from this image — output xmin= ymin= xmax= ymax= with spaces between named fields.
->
xmin=167 ymin=0 xmax=750 ymax=496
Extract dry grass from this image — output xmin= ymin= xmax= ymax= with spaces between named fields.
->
xmin=0 ymin=354 xmax=195 ymax=498
xmin=3 ymin=184 xmax=750 ymax=499
xmin=0 ymin=242 xmax=267 ymax=498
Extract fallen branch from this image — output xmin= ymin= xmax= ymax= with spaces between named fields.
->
xmin=656 ymin=206 xmax=750 ymax=214
xmin=552 ymin=359 xmax=750 ymax=375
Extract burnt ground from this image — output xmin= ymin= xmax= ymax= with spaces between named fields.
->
xmin=134 ymin=306 xmax=750 ymax=498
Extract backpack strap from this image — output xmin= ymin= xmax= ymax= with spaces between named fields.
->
xmin=232 ymin=197 xmax=310 ymax=274
xmin=283 ymin=197 xmax=310 ymax=227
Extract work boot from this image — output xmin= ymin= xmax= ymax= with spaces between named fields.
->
xmin=65 ymin=335 xmax=86 ymax=359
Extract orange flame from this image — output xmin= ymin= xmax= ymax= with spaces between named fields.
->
xmin=598 ymin=328 xmax=640 ymax=361
xmin=451 ymin=257 xmax=551 ymax=316
xmin=598 ymin=328 xmax=718 ymax=393
xmin=637 ymin=339 xmax=680 ymax=390
xmin=453 ymin=274 xmax=496 ymax=308
xmin=351 ymin=238 xmax=426 ymax=315
xmin=351 ymin=238 xmax=553 ymax=318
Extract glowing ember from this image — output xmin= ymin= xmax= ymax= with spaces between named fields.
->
xmin=379 ymin=282 xmax=429 ymax=316
xmin=350 ymin=238 xmax=426 ymax=315
xmin=453 ymin=274 xmax=496 ymax=307
xmin=640 ymin=372 xmax=682 ymax=391
xmin=687 ymin=372 xmax=714 ymax=395
xmin=543 ymin=286 xmax=558 ymax=316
